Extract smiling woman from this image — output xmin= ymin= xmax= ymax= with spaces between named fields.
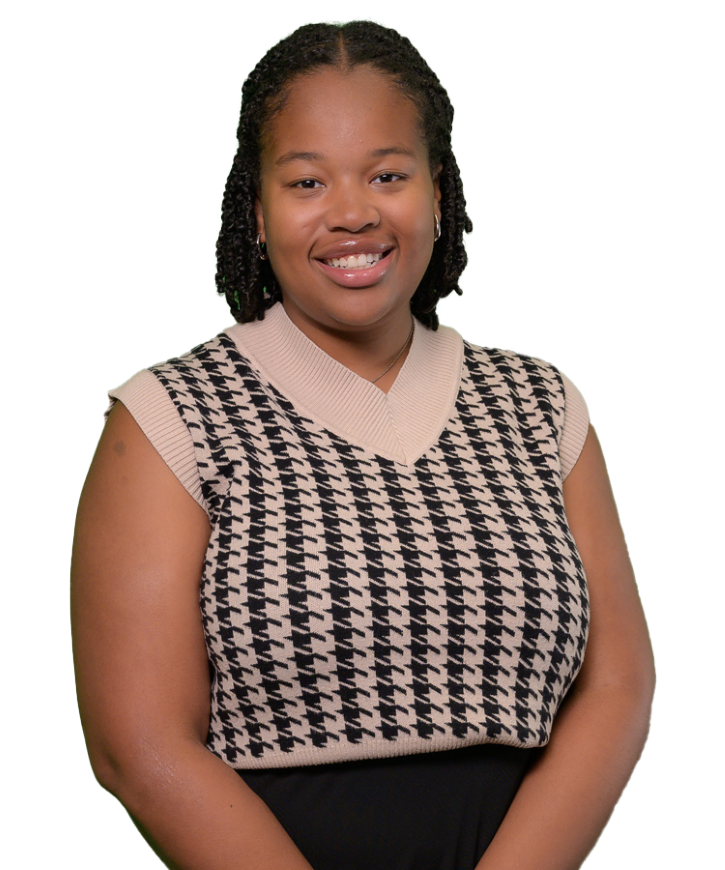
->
xmin=71 ymin=20 xmax=654 ymax=870
xmin=254 ymin=65 xmax=441 ymax=378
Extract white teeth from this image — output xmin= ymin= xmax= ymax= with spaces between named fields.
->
xmin=325 ymin=252 xmax=383 ymax=269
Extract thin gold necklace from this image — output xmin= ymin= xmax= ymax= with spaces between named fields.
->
xmin=371 ymin=319 xmax=415 ymax=384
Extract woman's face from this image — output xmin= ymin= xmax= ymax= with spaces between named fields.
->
xmin=256 ymin=65 xmax=441 ymax=340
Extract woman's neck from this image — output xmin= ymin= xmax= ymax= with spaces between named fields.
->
xmin=279 ymin=300 xmax=415 ymax=393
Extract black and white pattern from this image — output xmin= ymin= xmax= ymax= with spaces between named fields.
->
xmin=151 ymin=336 xmax=589 ymax=769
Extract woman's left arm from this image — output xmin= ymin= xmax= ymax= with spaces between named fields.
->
xmin=476 ymin=426 xmax=655 ymax=870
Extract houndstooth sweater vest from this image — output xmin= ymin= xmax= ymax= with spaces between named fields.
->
xmin=111 ymin=304 xmax=589 ymax=769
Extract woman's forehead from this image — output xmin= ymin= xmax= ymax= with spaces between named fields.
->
xmin=261 ymin=66 xmax=425 ymax=161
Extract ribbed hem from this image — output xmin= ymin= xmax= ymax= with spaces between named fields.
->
xmin=217 ymin=730 xmax=544 ymax=771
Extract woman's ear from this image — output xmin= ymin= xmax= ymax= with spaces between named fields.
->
xmin=432 ymin=165 xmax=442 ymax=222
xmin=254 ymin=195 xmax=265 ymax=241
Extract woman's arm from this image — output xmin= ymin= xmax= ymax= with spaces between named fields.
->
xmin=476 ymin=426 xmax=655 ymax=870
xmin=71 ymin=403 xmax=314 ymax=870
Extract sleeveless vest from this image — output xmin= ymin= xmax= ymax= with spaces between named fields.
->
xmin=149 ymin=317 xmax=589 ymax=769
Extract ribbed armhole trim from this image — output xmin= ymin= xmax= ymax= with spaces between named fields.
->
xmin=560 ymin=373 xmax=590 ymax=479
xmin=107 ymin=369 xmax=207 ymax=514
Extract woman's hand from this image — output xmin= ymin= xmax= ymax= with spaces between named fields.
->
xmin=475 ymin=426 xmax=655 ymax=870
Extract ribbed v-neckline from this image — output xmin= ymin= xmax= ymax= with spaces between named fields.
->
xmin=226 ymin=303 xmax=463 ymax=466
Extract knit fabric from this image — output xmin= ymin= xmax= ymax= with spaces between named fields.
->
xmin=109 ymin=305 xmax=590 ymax=769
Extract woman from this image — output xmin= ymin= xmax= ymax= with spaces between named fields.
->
xmin=71 ymin=21 xmax=654 ymax=870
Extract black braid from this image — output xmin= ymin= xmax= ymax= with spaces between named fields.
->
xmin=216 ymin=21 xmax=472 ymax=329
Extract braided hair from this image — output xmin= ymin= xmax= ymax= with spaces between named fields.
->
xmin=216 ymin=21 xmax=472 ymax=330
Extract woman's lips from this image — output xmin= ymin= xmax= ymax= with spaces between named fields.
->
xmin=314 ymin=249 xmax=393 ymax=288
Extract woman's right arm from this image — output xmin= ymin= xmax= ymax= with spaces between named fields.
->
xmin=71 ymin=402 xmax=314 ymax=870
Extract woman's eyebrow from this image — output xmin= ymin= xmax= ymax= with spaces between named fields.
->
xmin=275 ymin=146 xmax=416 ymax=168
xmin=369 ymin=146 xmax=416 ymax=159
xmin=275 ymin=150 xmax=323 ymax=167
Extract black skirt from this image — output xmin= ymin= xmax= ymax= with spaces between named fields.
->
xmin=239 ymin=743 xmax=536 ymax=870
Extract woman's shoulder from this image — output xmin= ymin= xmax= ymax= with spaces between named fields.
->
xmin=460 ymin=337 xmax=562 ymax=384
xmin=105 ymin=328 xmax=244 ymax=514
xmin=107 ymin=318 xmax=262 ymax=416
xmin=455 ymin=334 xmax=590 ymax=480
xmin=473 ymin=341 xmax=586 ymax=415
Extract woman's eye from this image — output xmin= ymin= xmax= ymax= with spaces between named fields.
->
xmin=373 ymin=173 xmax=404 ymax=184
xmin=293 ymin=179 xmax=322 ymax=189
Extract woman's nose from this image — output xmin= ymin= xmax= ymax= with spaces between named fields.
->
xmin=324 ymin=183 xmax=380 ymax=233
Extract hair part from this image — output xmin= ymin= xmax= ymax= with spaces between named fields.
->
xmin=216 ymin=21 xmax=473 ymax=329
